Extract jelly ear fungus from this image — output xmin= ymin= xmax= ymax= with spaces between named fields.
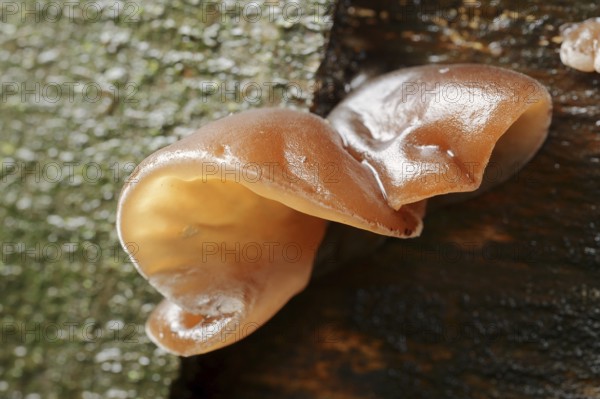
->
xmin=327 ymin=64 xmax=552 ymax=209
xmin=117 ymin=64 xmax=552 ymax=356
xmin=117 ymin=108 xmax=424 ymax=356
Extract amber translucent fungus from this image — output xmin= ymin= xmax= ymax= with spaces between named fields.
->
xmin=117 ymin=64 xmax=552 ymax=356
xmin=117 ymin=109 xmax=423 ymax=355
xmin=328 ymin=64 xmax=552 ymax=209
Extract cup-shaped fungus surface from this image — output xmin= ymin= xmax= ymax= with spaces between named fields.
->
xmin=117 ymin=65 xmax=552 ymax=357
xmin=117 ymin=108 xmax=424 ymax=356
xmin=327 ymin=64 xmax=552 ymax=209
xmin=560 ymin=17 xmax=600 ymax=73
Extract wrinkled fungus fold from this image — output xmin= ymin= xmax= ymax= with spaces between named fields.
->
xmin=117 ymin=64 xmax=552 ymax=356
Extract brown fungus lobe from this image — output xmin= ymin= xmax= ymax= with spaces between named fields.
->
xmin=328 ymin=64 xmax=552 ymax=209
xmin=117 ymin=64 xmax=552 ymax=356
xmin=117 ymin=108 xmax=422 ymax=356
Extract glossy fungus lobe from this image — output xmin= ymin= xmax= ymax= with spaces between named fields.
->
xmin=328 ymin=64 xmax=552 ymax=209
xmin=117 ymin=64 xmax=552 ymax=356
